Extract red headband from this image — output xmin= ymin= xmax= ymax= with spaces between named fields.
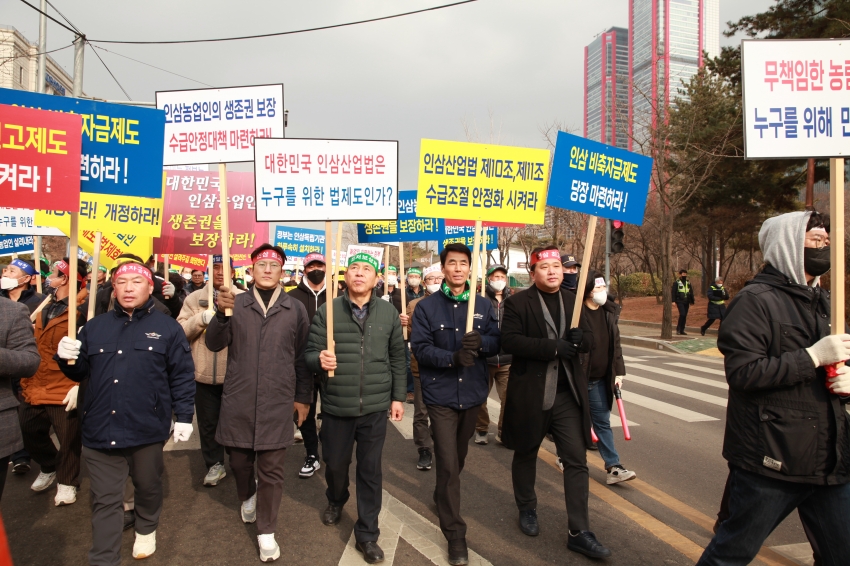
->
xmin=530 ymin=249 xmax=561 ymax=267
xmin=113 ymin=263 xmax=153 ymax=286
xmin=55 ymin=260 xmax=86 ymax=282
xmin=253 ymin=249 xmax=283 ymax=265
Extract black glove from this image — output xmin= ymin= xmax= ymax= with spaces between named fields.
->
xmin=461 ymin=330 xmax=482 ymax=351
xmin=566 ymin=328 xmax=583 ymax=345
xmin=556 ymin=339 xmax=578 ymax=360
xmin=452 ymin=348 xmax=476 ymax=368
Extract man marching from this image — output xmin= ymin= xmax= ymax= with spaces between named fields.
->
xmin=56 ymin=261 xmax=195 ymax=565
xmin=206 ymin=244 xmax=312 ymax=563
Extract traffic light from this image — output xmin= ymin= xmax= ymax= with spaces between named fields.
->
xmin=610 ymin=220 xmax=625 ymax=254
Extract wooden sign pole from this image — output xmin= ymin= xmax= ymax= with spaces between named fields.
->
xmin=163 ymin=254 xmax=169 ymax=277
xmin=86 ymin=231 xmax=102 ymax=322
xmin=399 ymin=243 xmax=408 ymax=339
xmin=218 ymin=163 xmax=232 ymax=316
xmin=334 ymin=223 xmax=343 ymax=299
xmin=480 ymin=222 xmax=487 ymax=297
xmin=570 ymin=216 xmax=598 ymax=329
xmin=830 ymin=157 xmax=845 ymax=338
xmin=384 ymin=245 xmax=390 ymax=297
xmin=466 ymin=220 xmax=483 ymax=333
xmin=30 ymin=295 xmax=52 ymax=323
xmin=207 ymin=254 xmax=214 ymax=311
xmin=67 ymin=213 xmax=80 ymax=365
xmin=35 ymin=235 xmax=42 ymax=294
xmin=324 ymin=221 xmax=335 ymax=377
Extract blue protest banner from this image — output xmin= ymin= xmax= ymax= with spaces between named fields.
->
xmin=273 ymin=225 xmax=325 ymax=258
xmin=357 ymin=190 xmax=442 ymax=243
xmin=0 ymin=88 xmax=165 ymax=199
xmin=548 ymin=131 xmax=652 ymax=226
xmin=0 ymin=235 xmax=34 ymax=256
xmin=437 ymin=225 xmax=498 ymax=253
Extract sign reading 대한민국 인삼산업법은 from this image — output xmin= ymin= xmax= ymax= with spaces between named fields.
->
xmin=273 ymin=225 xmax=326 ymax=258
xmin=253 ymin=138 xmax=399 ymax=222
xmin=156 ymin=84 xmax=284 ymax=165
xmin=0 ymin=88 xmax=164 ymax=199
xmin=742 ymin=39 xmax=850 ymax=159
xmin=416 ymin=139 xmax=549 ymax=225
xmin=357 ymin=190 xmax=443 ymax=243
xmin=547 ymin=131 xmax=652 ymax=226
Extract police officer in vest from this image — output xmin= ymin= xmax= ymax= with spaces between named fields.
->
xmin=672 ymin=269 xmax=694 ymax=335
xmin=700 ymin=277 xmax=729 ymax=336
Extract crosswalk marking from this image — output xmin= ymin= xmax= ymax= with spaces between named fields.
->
xmin=623 ymin=355 xmax=649 ymax=362
xmin=666 ymin=362 xmax=726 ymax=377
xmin=627 ymin=363 xmax=728 ymax=390
xmin=622 ymin=391 xmax=719 ymax=422
xmin=625 ymin=374 xmax=728 ymax=407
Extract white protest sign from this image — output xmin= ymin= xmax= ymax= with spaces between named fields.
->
xmin=346 ymin=244 xmax=383 ymax=266
xmin=743 ymin=39 xmax=850 ymax=158
xmin=0 ymin=208 xmax=64 ymax=236
xmin=253 ymin=138 xmax=399 ymax=222
xmin=156 ymin=84 xmax=285 ymax=165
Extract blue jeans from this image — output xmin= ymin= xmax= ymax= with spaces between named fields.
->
xmin=587 ymin=379 xmax=620 ymax=469
xmin=698 ymin=466 xmax=850 ymax=566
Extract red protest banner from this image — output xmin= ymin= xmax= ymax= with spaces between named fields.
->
xmin=167 ymin=253 xmax=208 ymax=271
xmin=0 ymin=104 xmax=82 ymax=212
xmin=154 ymin=170 xmax=265 ymax=266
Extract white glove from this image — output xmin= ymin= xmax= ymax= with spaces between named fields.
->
xmin=201 ymin=310 xmax=215 ymax=326
xmin=173 ymin=422 xmax=193 ymax=443
xmin=827 ymin=365 xmax=850 ymax=396
xmin=615 ymin=376 xmax=624 ymax=389
xmin=162 ymin=281 xmax=175 ymax=299
xmin=806 ymin=334 xmax=850 ymax=367
xmin=62 ymin=385 xmax=79 ymax=412
xmin=57 ymin=337 xmax=82 ymax=360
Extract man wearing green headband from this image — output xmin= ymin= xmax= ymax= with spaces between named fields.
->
xmin=306 ymin=252 xmax=407 ymax=565
xmin=399 ymin=267 xmax=425 ymax=404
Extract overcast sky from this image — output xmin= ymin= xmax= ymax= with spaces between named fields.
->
xmin=6 ymin=0 xmax=776 ymax=190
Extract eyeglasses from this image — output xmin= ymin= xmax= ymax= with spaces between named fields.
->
xmin=255 ymin=261 xmax=281 ymax=270
xmin=424 ymin=277 xmax=444 ymax=284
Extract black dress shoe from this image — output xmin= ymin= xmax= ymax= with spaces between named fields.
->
xmin=355 ymin=541 xmax=385 ymax=564
xmin=567 ymin=530 xmax=611 ymax=558
xmin=322 ymin=504 xmax=342 ymax=526
xmin=417 ymin=448 xmax=432 ymax=471
xmin=123 ymin=509 xmax=136 ymax=531
xmin=588 ymin=443 xmax=599 ymax=451
xmin=447 ymin=538 xmax=469 ymax=565
xmin=519 ymin=509 xmax=539 ymax=536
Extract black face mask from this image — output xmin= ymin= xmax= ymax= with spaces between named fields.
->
xmin=804 ymin=246 xmax=830 ymax=276
xmin=561 ymin=273 xmax=577 ymax=290
xmin=306 ymin=270 xmax=326 ymax=285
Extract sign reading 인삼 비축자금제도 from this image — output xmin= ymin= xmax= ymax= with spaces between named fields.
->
xmin=742 ymin=39 xmax=850 ymax=158
xmin=253 ymin=138 xmax=399 ymax=222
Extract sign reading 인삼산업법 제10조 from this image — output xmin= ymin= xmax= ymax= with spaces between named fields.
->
xmin=156 ymin=84 xmax=284 ymax=165
xmin=416 ymin=139 xmax=549 ymax=225
xmin=742 ymin=39 xmax=850 ymax=158
xmin=273 ymin=225 xmax=326 ymax=258
xmin=0 ymin=88 xmax=164 ymax=199
xmin=357 ymin=190 xmax=442 ymax=243
xmin=253 ymin=138 xmax=399 ymax=222
xmin=547 ymin=131 xmax=652 ymax=226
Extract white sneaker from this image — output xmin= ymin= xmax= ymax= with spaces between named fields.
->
xmin=293 ymin=429 xmax=303 ymax=443
xmin=495 ymin=431 xmax=502 ymax=445
xmin=474 ymin=431 xmax=488 ymax=445
xmin=54 ymin=483 xmax=77 ymax=506
xmin=299 ymin=455 xmax=320 ymax=479
xmin=241 ymin=492 xmax=257 ymax=523
xmin=556 ymin=457 xmax=564 ymax=472
xmin=204 ymin=462 xmax=227 ymax=486
xmin=132 ymin=530 xmax=156 ymax=559
xmin=30 ymin=471 xmax=56 ymax=492
xmin=607 ymin=465 xmax=637 ymax=485
xmin=258 ymin=533 xmax=280 ymax=562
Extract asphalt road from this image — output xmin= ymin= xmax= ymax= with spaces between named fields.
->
xmin=1 ymin=344 xmax=815 ymax=565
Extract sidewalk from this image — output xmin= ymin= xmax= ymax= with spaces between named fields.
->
xmin=618 ymin=323 xmax=722 ymax=357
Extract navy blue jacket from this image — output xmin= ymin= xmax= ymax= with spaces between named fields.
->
xmin=410 ymin=289 xmax=500 ymax=409
xmin=57 ymin=298 xmax=195 ymax=450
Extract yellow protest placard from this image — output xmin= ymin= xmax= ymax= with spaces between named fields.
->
xmin=36 ymin=192 xmax=164 ymax=238
xmin=416 ymin=139 xmax=549 ymax=224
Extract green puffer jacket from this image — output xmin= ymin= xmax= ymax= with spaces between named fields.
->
xmin=306 ymin=292 xmax=407 ymax=417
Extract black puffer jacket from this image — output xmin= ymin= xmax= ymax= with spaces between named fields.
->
xmin=718 ymin=265 xmax=850 ymax=484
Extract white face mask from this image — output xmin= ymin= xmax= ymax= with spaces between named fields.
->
xmin=592 ymin=290 xmax=608 ymax=306
xmin=1 ymin=276 xmax=23 ymax=291
xmin=245 ymin=274 xmax=253 ymax=283
xmin=407 ymin=277 xmax=420 ymax=287
xmin=426 ymin=283 xmax=441 ymax=294
xmin=490 ymin=280 xmax=507 ymax=292
xmin=387 ymin=276 xmax=398 ymax=287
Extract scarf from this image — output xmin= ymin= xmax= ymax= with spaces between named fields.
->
xmin=441 ymin=281 xmax=470 ymax=303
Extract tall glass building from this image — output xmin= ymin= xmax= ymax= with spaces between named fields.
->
xmin=629 ymin=0 xmax=719 ymax=148
xmin=584 ymin=27 xmax=630 ymax=149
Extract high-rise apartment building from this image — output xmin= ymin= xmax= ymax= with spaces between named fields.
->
xmin=584 ymin=27 xmax=629 ymax=149
xmin=629 ymin=0 xmax=719 ymax=148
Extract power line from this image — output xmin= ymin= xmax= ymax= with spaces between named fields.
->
xmin=87 ymin=43 xmax=131 ymax=99
xmin=0 ymin=42 xmax=74 ymax=67
xmin=90 ymin=45 xmax=213 ymax=87
xmin=17 ymin=0 xmax=78 ymax=35
xmin=87 ymin=0 xmax=479 ymax=45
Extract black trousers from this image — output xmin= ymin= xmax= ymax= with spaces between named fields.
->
xmin=18 ymin=401 xmax=82 ymax=487
xmin=298 ymin=388 xmax=320 ymax=458
xmin=675 ymin=302 xmax=690 ymax=334
xmin=194 ymin=382 xmax=225 ymax=469
xmin=83 ymin=441 xmax=164 ymax=566
xmin=320 ymin=411 xmax=387 ymax=543
xmin=512 ymin=391 xmax=589 ymax=532
xmin=228 ymin=447 xmax=287 ymax=535
xmin=428 ymin=404 xmax=480 ymax=541
xmin=0 ymin=455 xmax=9 ymax=502
xmin=412 ymin=374 xmax=431 ymax=451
